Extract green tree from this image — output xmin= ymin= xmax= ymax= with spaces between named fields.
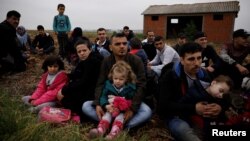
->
xmin=183 ymin=20 xmax=197 ymax=41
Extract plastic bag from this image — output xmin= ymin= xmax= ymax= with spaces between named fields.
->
xmin=38 ymin=106 xmax=71 ymax=123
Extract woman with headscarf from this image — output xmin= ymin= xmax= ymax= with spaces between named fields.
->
xmin=16 ymin=26 xmax=31 ymax=59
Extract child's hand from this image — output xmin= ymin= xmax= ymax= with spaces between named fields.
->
xmin=124 ymin=109 xmax=133 ymax=123
xmin=106 ymin=104 xmax=114 ymax=113
xmin=57 ymin=89 xmax=64 ymax=101
xmin=96 ymin=105 xmax=104 ymax=120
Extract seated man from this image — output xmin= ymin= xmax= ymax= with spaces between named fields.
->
xmin=220 ymin=29 xmax=250 ymax=89
xmin=129 ymin=37 xmax=148 ymax=73
xmin=194 ymin=31 xmax=224 ymax=78
xmin=173 ymin=32 xmax=187 ymax=55
xmin=31 ymin=25 xmax=55 ymax=55
xmin=147 ymin=36 xmax=180 ymax=76
xmin=157 ymin=42 xmax=222 ymax=141
xmin=122 ymin=26 xmax=135 ymax=42
xmin=82 ymin=33 xmax=152 ymax=129
xmin=0 ymin=10 xmax=26 ymax=75
xmin=93 ymin=27 xmax=111 ymax=58
xmin=142 ymin=30 xmax=156 ymax=61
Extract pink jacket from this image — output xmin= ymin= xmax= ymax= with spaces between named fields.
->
xmin=30 ymin=71 xmax=68 ymax=106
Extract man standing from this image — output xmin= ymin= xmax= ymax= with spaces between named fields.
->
xmin=0 ymin=10 xmax=26 ymax=76
xmin=82 ymin=33 xmax=152 ymax=129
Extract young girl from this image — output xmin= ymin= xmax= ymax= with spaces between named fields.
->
xmin=22 ymin=55 xmax=68 ymax=113
xmin=88 ymin=60 xmax=137 ymax=140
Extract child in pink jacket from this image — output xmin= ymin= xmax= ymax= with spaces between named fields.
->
xmin=22 ymin=55 xmax=68 ymax=113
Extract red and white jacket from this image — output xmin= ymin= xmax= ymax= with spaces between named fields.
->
xmin=30 ymin=71 xmax=68 ymax=106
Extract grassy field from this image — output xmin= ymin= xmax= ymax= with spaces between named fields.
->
xmin=27 ymin=30 xmax=145 ymax=43
xmin=0 ymin=31 xmax=173 ymax=141
xmin=0 ymin=62 xmax=172 ymax=141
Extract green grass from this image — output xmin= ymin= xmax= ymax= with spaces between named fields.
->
xmin=0 ymin=89 xmax=151 ymax=141
xmin=0 ymin=89 xmax=88 ymax=141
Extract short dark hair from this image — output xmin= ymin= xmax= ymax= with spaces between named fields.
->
xmin=97 ymin=27 xmax=106 ymax=32
xmin=37 ymin=25 xmax=44 ymax=30
xmin=74 ymin=39 xmax=92 ymax=50
xmin=123 ymin=26 xmax=129 ymax=30
xmin=7 ymin=10 xmax=21 ymax=18
xmin=146 ymin=30 xmax=154 ymax=34
xmin=130 ymin=37 xmax=142 ymax=49
xmin=154 ymin=35 xmax=164 ymax=42
xmin=179 ymin=42 xmax=203 ymax=57
xmin=57 ymin=3 xmax=65 ymax=9
xmin=42 ymin=55 xmax=64 ymax=72
xmin=71 ymin=27 xmax=83 ymax=37
xmin=110 ymin=32 xmax=126 ymax=44
xmin=178 ymin=33 xmax=187 ymax=39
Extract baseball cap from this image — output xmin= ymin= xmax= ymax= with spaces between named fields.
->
xmin=193 ymin=31 xmax=207 ymax=40
xmin=233 ymin=29 xmax=250 ymax=38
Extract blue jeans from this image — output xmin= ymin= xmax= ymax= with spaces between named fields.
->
xmin=167 ymin=117 xmax=201 ymax=141
xmin=82 ymin=101 xmax=152 ymax=129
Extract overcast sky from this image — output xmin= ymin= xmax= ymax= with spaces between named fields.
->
xmin=0 ymin=0 xmax=249 ymax=31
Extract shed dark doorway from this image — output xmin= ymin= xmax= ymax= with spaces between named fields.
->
xmin=166 ymin=16 xmax=203 ymax=39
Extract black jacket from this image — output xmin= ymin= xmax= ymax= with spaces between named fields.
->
xmin=0 ymin=20 xmax=26 ymax=72
xmin=32 ymin=33 xmax=54 ymax=49
xmin=61 ymin=52 xmax=103 ymax=114
xmin=157 ymin=62 xmax=211 ymax=118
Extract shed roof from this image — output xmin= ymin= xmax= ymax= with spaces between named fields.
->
xmin=142 ymin=1 xmax=239 ymax=15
